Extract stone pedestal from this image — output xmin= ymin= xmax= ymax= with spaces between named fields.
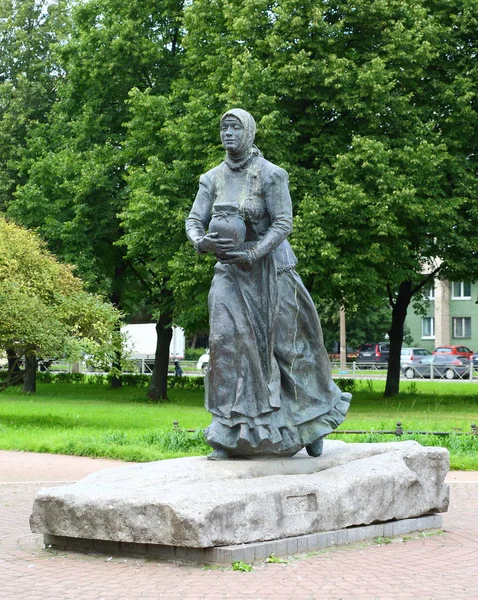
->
xmin=30 ymin=440 xmax=449 ymax=563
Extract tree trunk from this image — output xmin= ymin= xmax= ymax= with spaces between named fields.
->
xmin=147 ymin=312 xmax=173 ymax=401
xmin=110 ymin=345 xmax=123 ymax=389
xmin=6 ymin=348 xmax=22 ymax=383
xmin=384 ymin=281 xmax=413 ymax=397
xmin=0 ymin=348 xmax=24 ymax=390
xmin=339 ymin=305 xmax=347 ymax=371
xmin=109 ymin=267 xmax=125 ymax=389
xmin=23 ymin=350 xmax=37 ymax=393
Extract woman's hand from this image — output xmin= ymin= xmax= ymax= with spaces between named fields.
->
xmin=197 ymin=232 xmax=235 ymax=254
xmin=218 ymin=250 xmax=252 ymax=265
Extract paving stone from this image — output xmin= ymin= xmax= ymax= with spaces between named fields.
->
xmin=1 ymin=451 xmax=476 ymax=600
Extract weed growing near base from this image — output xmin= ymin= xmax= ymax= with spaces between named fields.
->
xmin=374 ymin=537 xmax=392 ymax=545
xmin=232 ymin=561 xmax=253 ymax=572
xmin=265 ymin=553 xmax=288 ymax=563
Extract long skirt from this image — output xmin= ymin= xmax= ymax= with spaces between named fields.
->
xmin=204 ymin=255 xmax=350 ymax=457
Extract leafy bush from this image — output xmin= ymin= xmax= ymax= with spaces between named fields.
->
xmin=108 ymin=373 xmax=150 ymax=387
xmin=1 ymin=370 xmax=206 ymax=389
xmin=335 ymin=378 xmax=355 ymax=393
xmin=169 ymin=375 xmax=204 ymax=391
xmin=36 ymin=371 xmax=55 ymax=383
xmin=184 ymin=347 xmax=208 ymax=361
xmin=53 ymin=372 xmax=87 ymax=384
xmin=86 ymin=374 xmax=109 ymax=385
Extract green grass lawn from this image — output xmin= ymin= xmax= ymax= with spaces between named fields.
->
xmin=0 ymin=379 xmax=477 ymax=468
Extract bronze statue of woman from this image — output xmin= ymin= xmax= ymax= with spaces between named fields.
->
xmin=186 ymin=108 xmax=351 ymax=460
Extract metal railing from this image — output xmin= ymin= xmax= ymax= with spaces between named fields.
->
xmin=173 ymin=420 xmax=478 ymax=437
xmin=332 ymin=421 xmax=477 ymax=437
xmin=331 ymin=361 xmax=478 ymax=381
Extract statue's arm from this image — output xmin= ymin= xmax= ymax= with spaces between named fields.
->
xmin=185 ymin=175 xmax=213 ymax=252
xmin=250 ymin=168 xmax=293 ymax=261
xmin=186 ymin=173 xmax=235 ymax=255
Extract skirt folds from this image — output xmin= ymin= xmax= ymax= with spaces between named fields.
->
xmin=205 ymin=258 xmax=350 ymax=457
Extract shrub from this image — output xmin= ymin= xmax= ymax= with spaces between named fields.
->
xmin=36 ymin=371 xmax=55 ymax=383
xmin=335 ymin=378 xmax=355 ymax=393
xmin=169 ymin=375 xmax=204 ymax=391
xmin=86 ymin=374 xmax=108 ymax=385
xmin=54 ymin=372 xmax=87 ymax=384
xmin=184 ymin=347 xmax=208 ymax=361
xmin=109 ymin=373 xmax=150 ymax=387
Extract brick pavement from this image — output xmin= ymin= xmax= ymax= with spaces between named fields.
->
xmin=0 ymin=451 xmax=477 ymax=600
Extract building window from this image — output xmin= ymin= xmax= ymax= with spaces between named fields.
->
xmin=453 ymin=317 xmax=471 ymax=338
xmin=424 ymin=282 xmax=435 ymax=300
xmin=452 ymin=281 xmax=471 ymax=299
xmin=422 ymin=317 xmax=435 ymax=339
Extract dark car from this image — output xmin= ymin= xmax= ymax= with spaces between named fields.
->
xmin=402 ymin=354 xmax=471 ymax=380
xmin=356 ymin=342 xmax=390 ymax=365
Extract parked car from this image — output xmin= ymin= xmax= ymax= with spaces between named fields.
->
xmin=402 ymin=354 xmax=471 ymax=380
xmin=400 ymin=347 xmax=432 ymax=366
xmin=472 ymin=353 xmax=478 ymax=367
xmin=196 ymin=350 xmax=209 ymax=373
xmin=356 ymin=342 xmax=390 ymax=365
xmin=433 ymin=345 xmax=474 ymax=359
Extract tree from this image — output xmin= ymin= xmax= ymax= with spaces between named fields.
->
xmin=0 ymin=0 xmax=67 ymax=211
xmin=120 ymin=99 xmax=219 ymax=396
xmin=7 ymin=0 xmax=478 ymax=400
xmin=8 ymin=0 xmax=185 ymax=395
xmin=0 ymin=217 xmax=121 ymax=392
xmin=292 ymin=0 xmax=478 ymax=395
xmin=315 ymin=298 xmax=392 ymax=354
xmin=161 ymin=0 xmax=478 ymax=396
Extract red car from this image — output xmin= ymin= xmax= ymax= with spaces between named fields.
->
xmin=433 ymin=345 xmax=474 ymax=359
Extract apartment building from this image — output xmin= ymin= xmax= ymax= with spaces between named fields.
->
xmin=405 ymin=281 xmax=478 ymax=353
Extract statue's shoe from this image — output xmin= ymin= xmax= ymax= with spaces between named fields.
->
xmin=207 ymin=448 xmax=230 ymax=461
xmin=305 ymin=437 xmax=324 ymax=457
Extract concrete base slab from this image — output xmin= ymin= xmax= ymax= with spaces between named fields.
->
xmin=43 ymin=514 xmax=443 ymax=564
xmin=30 ymin=440 xmax=449 ymax=551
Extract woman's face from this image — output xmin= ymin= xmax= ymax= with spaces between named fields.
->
xmin=220 ymin=116 xmax=245 ymax=153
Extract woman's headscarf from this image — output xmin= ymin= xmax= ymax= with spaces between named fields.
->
xmin=220 ymin=108 xmax=262 ymax=169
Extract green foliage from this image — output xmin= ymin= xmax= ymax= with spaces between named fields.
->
xmin=45 ymin=372 xmax=87 ymax=384
xmin=334 ymin=378 xmax=356 ymax=394
xmin=0 ymin=218 xmax=121 ymax=389
xmin=7 ymin=0 xmax=185 ymax=326
xmin=317 ymin=298 xmax=392 ymax=353
xmin=3 ymin=0 xmax=478 ymax=400
xmin=6 ymin=0 xmax=187 ymax=398
xmin=374 ymin=537 xmax=392 ymax=545
xmin=265 ymin=553 xmax=288 ymax=564
xmin=31 ymin=371 xmax=206 ymax=390
xmin=114 ymin=373 xmax=150 ymax=387
xmin=35 ymin=371 xmax=55 ymax=383
xmin=232 ymin=561 xmax=253 ymax=572
xmin=168 ymin=375 xmax=205 ymax=391
xmin=184 ymin=347 xmax=208 ymax=361
xmin=0 ymin=0 xmax=67 ymax=210
xmin=162 ymin=0 xmax=478 ymax=395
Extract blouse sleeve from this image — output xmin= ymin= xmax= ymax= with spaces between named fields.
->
xmin=252 ymin=167 xmax=293 ymax=260
xmin=185 ymin=174 xmax=214 ymax=252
